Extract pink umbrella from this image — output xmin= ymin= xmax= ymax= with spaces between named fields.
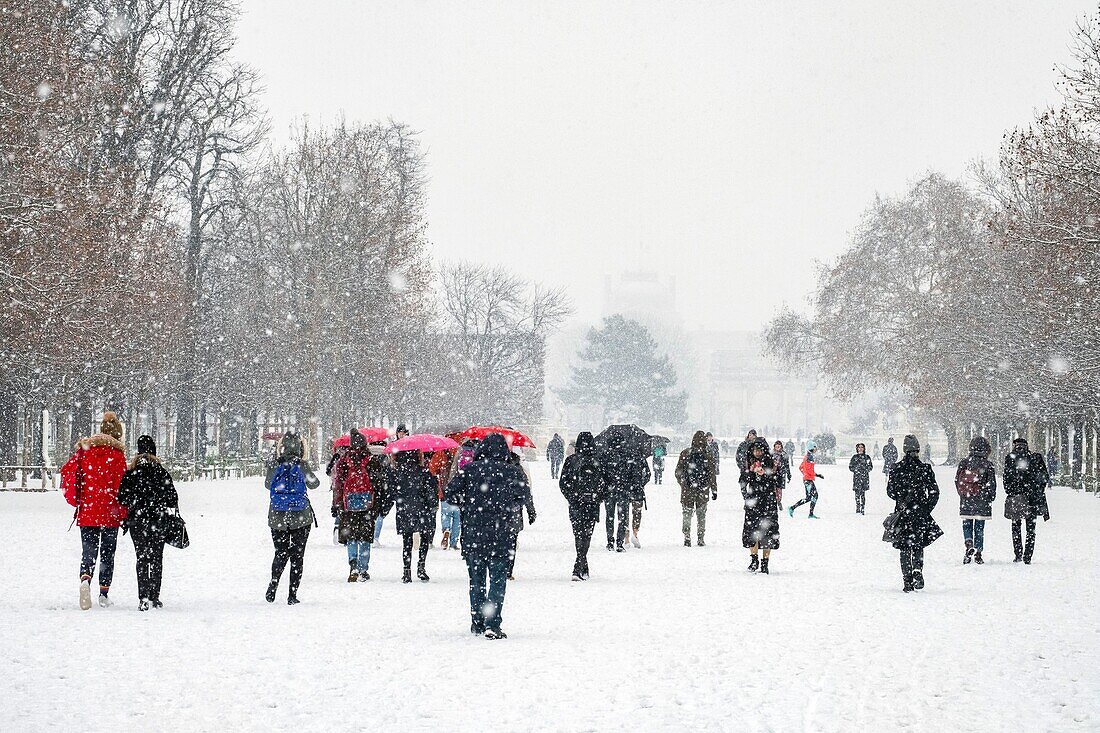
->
xmin=333 ymin=427 xmax=392 ymax=448
xmin=384 ymin=434 xmax=460 ymax=455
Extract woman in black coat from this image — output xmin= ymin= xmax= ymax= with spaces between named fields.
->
xmin=740 ymin=438 xmax=780 ymax=574
xmin=117 ymin=435 xmax=179 ymax=611
xmin=848 ymin=443 xmax=873 ymax=515
xmin=389 ymin=450 xmax=438 ymax=583
xmin=1003 ymin=437 xmax=1050 ymax=564
xmin=885 ymin=435 xmax=943 ymax=592
xmin=954 ymin=436 xmax=996 ymax=565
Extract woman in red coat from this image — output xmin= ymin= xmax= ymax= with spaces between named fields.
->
xmin=63 ymin=412 xmax=128 ymax=610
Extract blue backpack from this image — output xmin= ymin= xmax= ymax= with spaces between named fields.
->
xmin=270 ymin=462 xmax=308 ymax=512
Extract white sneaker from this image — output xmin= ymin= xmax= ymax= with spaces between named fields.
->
xmin=98 ymin=593 xmax=113 ymax=608
xmin=79 ymin=578 xmax=92 ymax=611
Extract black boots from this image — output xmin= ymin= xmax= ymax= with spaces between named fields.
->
xmin=911 ymin=570 xmax=924 ymax=590
xmin=417 ymin=564 xmax=430 ymax=582
xmin=974 ymin=551 xmax=984 ymax=565
xmin=402 ymin=567 xmax=412 ymax=584
xmin=265 ymin=580 xmax=278 ymax=603
xmin=760 ymin=557 xmax=769 ymax=575
xmin=683 ymin=537 xmax=691 ymax=547
xmin=747 ymin=555 xmax=759 ymax=572
xmin=963 ymin=540 xmax=974 ymax=565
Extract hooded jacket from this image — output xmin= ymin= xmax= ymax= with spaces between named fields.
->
xmin=675 ymin=430 xmax=718 ymax=504
xmin=63 ymin=433 xmax=129 ymax=528
xmin=117 ymin=453 xmax=178 ymax=532
xmin=954 ymin=437 xmax=997 ymax=519
xmin=445 ymin=433 xmax=533 ymax=560
xmin=559 ymin=432 xmax=607 ymax=506
xmin=1003 ymin=440 xmax=1050 ymax=520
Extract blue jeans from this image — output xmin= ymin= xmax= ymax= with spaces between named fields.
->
xmin=373 ymin=515 xmax=385 ymax=542
xmin=346 ymin=540 xmax=371 ymax=573
xmin=465 ymin=554 xmax=510 ymax=632
xmin=440 ymin=502 xmax=461 ymax=548
xmin=962 ymin=519 xmax=985 ymax=551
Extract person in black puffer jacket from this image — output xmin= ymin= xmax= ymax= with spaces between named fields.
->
xmin=954 ymin=436 xmax=997 ymax=565
xmin=885 ymin=435 xmax=943 ymax=592
xmin=1003 ymin=437 xmax=1050 ymax=564
xmin=559 ymin=432 xmax=607 ymax=581
xmin=117 ymin=435 xmax=179 ymax=611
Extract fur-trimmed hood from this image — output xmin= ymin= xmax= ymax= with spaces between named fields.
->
xmin=78 ymin=433 xmax=125 ymax=453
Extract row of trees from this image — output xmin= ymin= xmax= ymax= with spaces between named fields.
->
xmin=765 ymin=10 xmax=1100 ymax=486
xmin=1 ymin=0 xmax=568 ymax=468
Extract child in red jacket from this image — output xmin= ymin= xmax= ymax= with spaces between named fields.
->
xmin=789 ymin=441 xmax=824 ymax=519
xmin=63 ymin=412 xmax=128 ymax=609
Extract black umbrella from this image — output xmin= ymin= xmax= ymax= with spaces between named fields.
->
xmin=596 ymin=424 xmax=653 ymax=457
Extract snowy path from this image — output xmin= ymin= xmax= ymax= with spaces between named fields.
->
xmin=2 ymin=464 xmax=1098 ymax=731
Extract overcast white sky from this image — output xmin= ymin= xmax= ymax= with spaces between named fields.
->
xmin=235 ymin=1 xmax=1091 ymax=331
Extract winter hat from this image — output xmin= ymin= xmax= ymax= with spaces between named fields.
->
xmin=137 ymin=435 xmax=156 ymax=456
xmin=806 ymin=440 xmax=816 ymax=452
xmin=350 ymin=428 xmax=367 ymax=451
xmin=969 ymin=436 xmax=991 ymax=457
xmin=395 ymin=423 xmax=408 ymax=436
xmin=100 ymin=412 xmax=123 ymax=441
xmin=903 ymin=435 xmax=920 ymax=454
xmin=1012 ymin=437 xmax=1029 ymax=450
xmin=281 ymin=431 xmax=304 ymax=460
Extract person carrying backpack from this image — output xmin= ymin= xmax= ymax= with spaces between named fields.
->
xmin=265 ymin=431 xmax=320 ymax=605
xmin=675 ymin=431 xmax=717 ymax=547
xmin=559 ymin=431 xmax=607 ymax=581
xmin=955 ymin=436 xmax=997 ymax=565
xmin=848 ymin=443 xmax=873 ymax=515
xmin=652 ymin=443 xmax=666 ymax=485
xmin=789 ymin=441 xmax=823 ymax=519
xmin=62 ymin=411 xmax=129 ymax=610
xmin=117 ymin=435 xmax=179 ymax=611
xmin=331 ymin=429 xmax=386 ymax=582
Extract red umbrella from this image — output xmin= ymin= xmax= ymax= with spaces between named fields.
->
xmin=384 ymin=434 xmax=461 ymax=455
xmin=455 ymin=425 xmax=536 ymax=449
xmin=333 ymin=427 xmax=392 ymax=448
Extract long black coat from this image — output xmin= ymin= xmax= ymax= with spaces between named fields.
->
xmin=849 ymin=453 xmax=873 ymax=491
xmin=601 ymin=448 xmax=650 ymax=502
xmin=1003 ymin=449 xmax=1050 ymax=521
xmin=560 ymin=433 xmax=607 ymax=507
xmin=885 ymin=454 xmax=943 ymax=549
xmin=882 ymin=442 xmax=898 ymax=473
xmin=445 ymin=434 xmax=532 ymax=560
xmin=740 ymin=456 xmax=780 ymax=549
xmin=118 ymin=455 xmax=179 ymax=535
xmin=388 ymin=454 xmax=438 ymax=536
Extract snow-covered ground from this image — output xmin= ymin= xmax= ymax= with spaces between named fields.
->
xmin=2 ymin=462 xmax=1098 ymax=731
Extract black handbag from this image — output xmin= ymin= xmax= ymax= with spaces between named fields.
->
xmin=164 ymin=508 xmax=190 ymax=549
xmin=882 ymin=510 xmax=900 ymax=543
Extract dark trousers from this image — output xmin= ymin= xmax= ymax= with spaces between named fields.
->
xmin=604 ymin=497 xmax=628 ymax=548
xmin=80 ymin=526 xmax=119 ymax=590
xmin=1012 ymin=516 xmax=1037 ymax=561
xmin=550 ymin=457 xmax=563 ymax=479
xmin=790 ymin=481 xmax=818 ymax=515
xmin=401 ymin=531 xmax=432 ymax=571
xmin=854 ymin=489 xmax=867 ymax=514
xmin=466 ymin=553 xmax=510 ymax=632
xmin=568 ymin=503 xmax=599 ymax=575
xmin=130 ymin=526 xmax=166 ymax=602
xmin=270 ymin=526 xmax=310 ymax=595
xmin=900 ymin=546 xmax=925 ymax=583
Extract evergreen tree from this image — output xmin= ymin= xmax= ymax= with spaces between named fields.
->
xmin=564 ymin=315 xmax=686 ymax=427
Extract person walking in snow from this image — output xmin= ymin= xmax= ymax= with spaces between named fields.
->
xmin=736 ymin=428 xmax=757 ymax=497
xmin=331 ymin=429 xmax=387 ymax=582
xmin=117 ymin=435 xmax=179 ymax=611
xmin=741 ymin=438 xmax=780 ymax=573
xmin=882 ymin=437 xmax=898 ymax=477
xmin=602 ymin=437 xmax=650 ymax=551
xmin=265 ymin=431 xmax=320 ymax=605
xmin=506 ymin=450 xmax=537 ymax=579
xmin=706 ymin=432 xmax=721 ymax=476
xmin=848 ymin=443 xmax=873 ymax=515
xmin=772 ymin=439 xmax=791 ymax=510
xmin=62 ymin=411 xmax=129 ymax=610
xmin=388 ymin=449 xmax=438 ymax=583
xmin=652 ymin=443 xmax=666 ymax=485
xmin=788 ymin=441 xmax=823 ymax=519
xmin=885 ymin=435 xmax=943 ymax=593
xmin=954 ymin=436 xmax=996 ymax=565
xmin=675 ymin=431 xmax=717 ymax=547
xmin=547 ymin=433 xmax=565 ymax=480
xmin=559 ymin=432 xmax=606 ymax=580
xmin=446 ymin=433 xmax=533 ymax=639
xmin=1003 ymin=437 xmax=1050 ymax=564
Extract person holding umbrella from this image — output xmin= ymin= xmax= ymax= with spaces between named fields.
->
xmin=446 ymin=433 xmax=533 ymax=639
xmin=388 ymin=447 xmax=439 ymax=583
xmin=599 ymin=429 xmax=651 ymax=551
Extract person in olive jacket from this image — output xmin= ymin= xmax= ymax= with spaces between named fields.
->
xmin=117 ymin=435 xmax=179 ymax=611
xmin=954 ymin=436 xmax=997 ymax=565
xmin=675 ymin=430 xmax=717 ymax=547
xmin=885 ymin=435 xmax=943 ymax=592
xmin=848 ymin=443 xmax=873 ymax=515
xmin=1003 ymin=437 xmax=1051 ymax=564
